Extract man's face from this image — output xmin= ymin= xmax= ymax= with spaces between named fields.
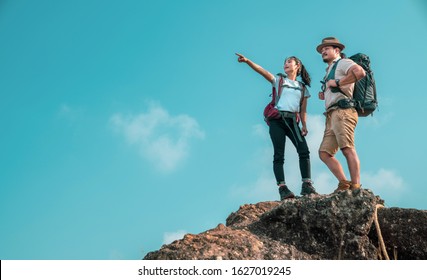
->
xmin=321 ymin=46 xmax=339 ymax=63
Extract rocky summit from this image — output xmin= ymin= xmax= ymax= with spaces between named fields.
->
xmin=143 ymin=189 xmax=427 ymax=260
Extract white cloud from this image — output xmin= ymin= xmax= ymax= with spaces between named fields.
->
xmin=229 ymin=166 xmax=278 ymax=202
xmin=108 ymin=249 xmax=125 ymax=260
xmin=59 ymin=104 xmax=72 ymax=115
xmin=58 ymin=103 xmax=82 ymax=122
xmin=359 ymin=168 xmax=406 ymax=207
xmin=360 ymin=112 xmax=393 ymax=127
xmin=361 ymin=168 xmax=404 ymax=191
xmin=110 ymin=103 xmax=205 ymax=172
xmin=252 ymin=123 xmax=268 ymax=139
xmin=311 ymin=171 xmax=336 ymax=194
xmin=163 ymin=230 xmax=187 ymax=245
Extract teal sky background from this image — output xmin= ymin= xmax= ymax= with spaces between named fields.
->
xmin=1 ymin=0 xmax=426 ymax=260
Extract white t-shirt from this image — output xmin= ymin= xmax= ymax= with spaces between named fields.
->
xmin=271 ymin=75 xmax=310 ymax=112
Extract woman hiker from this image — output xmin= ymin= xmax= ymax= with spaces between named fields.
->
xmin=236 ymin=53 xmax=318 ymax=200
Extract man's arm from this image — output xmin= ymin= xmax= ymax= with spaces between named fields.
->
xmin=327 ymin=64 xmax=366 ymax=88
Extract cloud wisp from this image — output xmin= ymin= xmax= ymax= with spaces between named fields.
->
xmin=163 ymin=230 xmax=187 ymax=245
xmin=110 ymin=103 xmax=205 ymax=172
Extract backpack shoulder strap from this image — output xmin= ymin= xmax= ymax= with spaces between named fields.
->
xmin=298 ymin=81 xmax=305 ymax=112
xmin=271 ymin=74 xmax=285 ymax=105
xmin=276 ymin=74 xmax=285 ymax=104
xmin=325 ymin=59 xmax=341 ymax=81
xmin=325 ymin=59 xmax=352 ymax=99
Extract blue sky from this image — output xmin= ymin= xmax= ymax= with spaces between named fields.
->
xmin=1 ymin=0 xmax=426 ymax=260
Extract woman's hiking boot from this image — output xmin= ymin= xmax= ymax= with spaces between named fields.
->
xmin=334 ymin=180 xmax=351 ymax=193
xmin=279 ymin=185 xmax=295 ymax=200
xmin=301 ymin=181 xmax=318 ymax=196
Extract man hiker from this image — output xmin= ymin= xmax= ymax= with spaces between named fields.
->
xmin=316 ymin=37 xmax=366 ymax=192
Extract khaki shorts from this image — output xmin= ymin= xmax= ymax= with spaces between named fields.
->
xmin=319 ymin=108 xmax=358 ymax=155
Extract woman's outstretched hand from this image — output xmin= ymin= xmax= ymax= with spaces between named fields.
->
xmin=235 ymin=53 xmax=248 ymax=63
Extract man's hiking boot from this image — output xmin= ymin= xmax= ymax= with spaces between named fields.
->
xmin=279 ymin=185 xmax=295 ymax=200
xmin=350 ymin=183 xmax=361 ymax=191
xmin=334 ymin=180 xmax=351 ymax=193
xmin=301 ymin=181 xmax=318 ymax=196
xmin=334 ymin=180 xmax=362 ymax=193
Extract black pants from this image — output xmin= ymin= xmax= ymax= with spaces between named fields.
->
xmin=269 ymin=117 xmax=311 ymax=185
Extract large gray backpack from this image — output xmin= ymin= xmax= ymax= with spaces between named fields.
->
xmin=327 ymin=53 xmax=378 ymax=116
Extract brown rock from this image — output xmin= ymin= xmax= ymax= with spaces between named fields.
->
xmin=368 ymin=207 xmax=427 ymax=259
xmin=143 ymin=189 xmax=427 ymax=260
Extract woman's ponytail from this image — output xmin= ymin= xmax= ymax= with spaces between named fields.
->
xmin=299 ymin=63 xmax=311 ymax=87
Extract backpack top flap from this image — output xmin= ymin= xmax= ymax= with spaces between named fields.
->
xmin=349 ymin=53 xmax=370 ymax=72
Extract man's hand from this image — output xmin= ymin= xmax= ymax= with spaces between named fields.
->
xmin=326 ymin=79 xmax=338 ymax=88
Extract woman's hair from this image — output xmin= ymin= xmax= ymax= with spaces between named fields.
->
xmin=286 ymin=56 xmax=311 ymax=87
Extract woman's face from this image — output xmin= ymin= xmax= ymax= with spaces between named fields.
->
xmin=284 ymin=58 xmax=300 ymax=75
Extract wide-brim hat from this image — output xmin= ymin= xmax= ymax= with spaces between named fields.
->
xmin=316 ymin=37 xmax=345 ymax=53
